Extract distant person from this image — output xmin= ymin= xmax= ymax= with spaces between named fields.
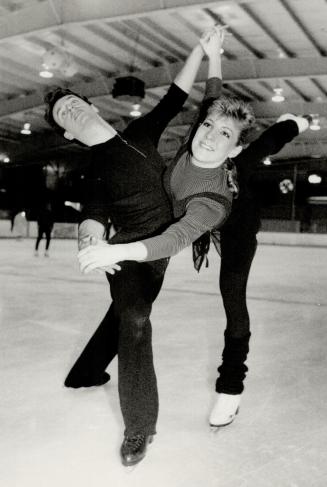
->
xmin=34 ymin=203 xmax=54 ymax=257
xmin=12 ymin=210 xmax=27 ymax=240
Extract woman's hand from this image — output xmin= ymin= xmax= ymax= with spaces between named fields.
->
xmin=78 ymin=240 xmax=123 ymax=274
xmin=200 ymin=25 xmax=226 ymax=58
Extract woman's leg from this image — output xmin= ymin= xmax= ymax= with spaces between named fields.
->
xmin=210 ymin=233 xmax=257 ymax=427
xmin=216 ymin=233 xmax=257 ymax=395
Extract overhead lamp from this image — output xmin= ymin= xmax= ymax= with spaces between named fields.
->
xmin=308 ymin=174 xmax=322 ymax=184
xmin=309 ymin=116 xmax=321 ymax=131
xmin=263 ymin=157 xmax=272 ymax=166
xmin=39 ymin=68 xmax=54 ymax=78
xmin=130 ymin=103 xmax=142 ymax=117
xmin=272 ymin=88 xmax=285 ymax=103
xmin=0 ymin=154 xmax=10 ymax=163
xmin=21 ymin=122 xmax=31 ymax=135
xmin=279 ymin=178 xmax=294 ymax=194
xmin=112 ymin=76 xmax=145 ymax=104
xmin=39 ymin=47 xmax=78 ymax=78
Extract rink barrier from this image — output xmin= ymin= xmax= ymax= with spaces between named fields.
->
xmin=0 ymin=219 xmax=326 ymax=246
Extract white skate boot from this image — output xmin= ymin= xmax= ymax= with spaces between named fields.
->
xmin=209 ymin=393 xmax=241 ymax=430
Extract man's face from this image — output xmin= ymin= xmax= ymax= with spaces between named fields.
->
xmin=52 ymin=95 xmax=101 ymax=145
xmin=191 ymin=115 xmax=242 ymax=167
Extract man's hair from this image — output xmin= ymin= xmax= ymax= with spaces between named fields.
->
xmin=183 ymin=94 xmax=255 ymax=155
xmin=44 ymin=87 xmax=92 ymax=135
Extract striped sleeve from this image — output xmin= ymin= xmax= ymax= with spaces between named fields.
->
xmin=141 ymin=197 xmax=227 ymax=261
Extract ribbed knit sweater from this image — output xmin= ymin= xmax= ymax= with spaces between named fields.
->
xmin=142 ymin=152 xmax=232 ymax=261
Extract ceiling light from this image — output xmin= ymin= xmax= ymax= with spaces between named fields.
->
xmin=21 ymin=122 xmax=31 ymax=135
xmin=40 ymin=47 xmax=78 ymax=78
xmin=263 ymin=157 xmax=272 ymax=165
xmin=112 ymin=76 xmax=145 ymax=104
xmin=309 ymin=116 xmax=321 ymax=131
xmin=3 ymin=156 xmax=10 ymax=163
xmin=279 ymin=179 xmax=294 ymax=194
xmin=39 ymin=69 xmax=54 ymax=78
xmin=272 ymin=88 xmax=285 ymax=103
xmin=130 ymin=103 xmax=142 ymax=117
xmin=308 ymin=174 xmax=322 ymax=184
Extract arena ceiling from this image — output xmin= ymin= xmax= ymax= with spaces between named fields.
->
xmin=0 ymin=0 xmax=326 ymax=172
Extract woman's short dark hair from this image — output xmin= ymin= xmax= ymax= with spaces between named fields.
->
xmin=44 ymin=87 xmax=92 ymax=135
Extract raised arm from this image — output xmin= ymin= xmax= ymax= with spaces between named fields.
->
xmin=126 ymin=27 xmax=225 ymax=146
xmin=190 ymin=26 xmax=225 ymax=132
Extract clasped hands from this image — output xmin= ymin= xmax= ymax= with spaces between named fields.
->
xmin=78 ymin=237 xmax=122 ymax=275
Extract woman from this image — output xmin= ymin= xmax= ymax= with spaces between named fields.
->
xmin=78 ymin=44 xmax=309 ymax=433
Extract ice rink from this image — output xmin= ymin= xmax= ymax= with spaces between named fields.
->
xmin=1 ymin=238 xmax=326 ymax=487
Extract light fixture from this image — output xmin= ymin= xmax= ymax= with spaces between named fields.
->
xmin=263 ymin=157 xmax=272 ymax=166
xmin=112 ymin=76 xmax=145 ymax=104
xmin=279 ymin=179 xmax=294 ymax=194
xmin=39 ymin=69 xmax=54 ymax=78
xmin=130 ymin=103 xmax=142 ymax=117
xmin=40 ymin=47 xmax=78 ymax=79
xmin=308 ymin=174 xmax=322 ymax=184
xmin=272 ymin=88 xmax=285 ymax=103
xmin=0 ymin=154 xmax=10 ymax=163
xmin=309 ymin=116 xmax=321 ymax=131
xmin=21 ymin=122 xmax=31 ymax=135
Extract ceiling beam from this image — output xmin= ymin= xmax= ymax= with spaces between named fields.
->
xmin=0 ymin=0 xmax=271 ymax=42
xmin=1 ymin=56 xmax=327 ymax=119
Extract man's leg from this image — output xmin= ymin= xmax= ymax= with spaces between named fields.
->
xmin=109 ymin=258 xmax=168 ymax=437
xmin=64 ymin=298 xmax=118 ymax=387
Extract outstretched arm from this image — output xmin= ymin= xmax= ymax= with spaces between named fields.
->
xmin=235 ymin=114 xmax=309 ymax=181
xmin=78 ymin=196 xmax=230 ymax=273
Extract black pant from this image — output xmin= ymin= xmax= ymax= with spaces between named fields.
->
xmin=66 ymin=258 xmax=169 ymax=436
xmin=216 ymin=230 xmax=257 ymax=394
xmin=35 ymin=225 xmax=52 ymax=251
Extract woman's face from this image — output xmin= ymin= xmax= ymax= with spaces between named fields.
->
xmin=191 ymin=115 xmax=242 ymax=168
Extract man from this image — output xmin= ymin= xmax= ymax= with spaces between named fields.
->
xmin=44 ymin=30 xmax=221 ymax=467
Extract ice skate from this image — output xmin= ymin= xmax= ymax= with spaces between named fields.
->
xmin=209 ymin=393 xmax=241 ymax=431
xmin=120 ymin=434 xmax=153 ymax=469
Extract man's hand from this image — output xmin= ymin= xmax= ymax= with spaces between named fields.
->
xmin=78 ymin=241 xmax=124 ymax=275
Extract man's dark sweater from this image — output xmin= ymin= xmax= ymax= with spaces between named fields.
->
xmin=81 ymin=83 xmax=188 ymax=244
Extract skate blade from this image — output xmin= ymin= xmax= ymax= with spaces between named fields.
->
xmin=209 ymin=408 xmax=239 ymax=432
